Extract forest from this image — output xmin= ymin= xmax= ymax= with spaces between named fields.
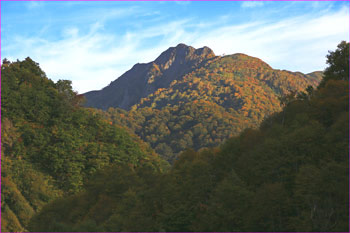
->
xmin=1 ymin=58 xmax=168 ymax=231
xmin=89 ymin=50 xmax=322 ymax=162
xmin=1 ymin=41 xmax=349 ymax=232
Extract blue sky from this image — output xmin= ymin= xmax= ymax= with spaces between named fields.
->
xmin=1 ymin=1 xmax=349 ymax=93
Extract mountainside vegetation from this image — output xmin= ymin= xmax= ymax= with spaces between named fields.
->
xmin=1 ymin=42 xmax=347 ymax=232
xmin=88 ymin=46 xmax=322 ymax=161
xmin=29 ymin=41 xmax=349 ymax=232
xmin=84 ymin=43 xmax=216 ymax=110
xmin=1 ymin=58 xmax=167 ymax=232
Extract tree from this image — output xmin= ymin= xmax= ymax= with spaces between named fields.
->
xmin=193 ymin=170 xmax=253 ymax=232
xmin=2 ymin=58 xmax=10 ymax=67
xmin=319 ymin=41 xmax=349 ymax=87
xmin=278 ymin=90 xmax=297 ymax=125
xmin=56 ymin=79 xmax=76 ymax=101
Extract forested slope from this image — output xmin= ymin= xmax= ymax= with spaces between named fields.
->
xmin=84 ymin=44 xmax=216 ymax=110
xmin=1 ymin=58 xmax=167 ymax=232
xmin=29 ymin=42 xmax=348 ymax=232
xmin=93 ymin=50 xmax=322 ymax=161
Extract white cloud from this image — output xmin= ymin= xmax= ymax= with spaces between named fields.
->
xmin=174 ymin=1 xmax=191 ymax=6
xmin=4 ymin=18 xmax=191 ymax=93
xmin=241 ymin=1 xmax=264 ymax=8
xmin=26 ymin=1 xmax=44 ymax=9
xmin=62 ymin=27 xmax=79 ymax=38
xmin=191 ymin=6 xmax=349 ymax=72
xmin=3 ymin=6 xmax=349 ymax=93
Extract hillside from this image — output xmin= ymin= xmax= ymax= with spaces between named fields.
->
xmin=29 ymin=41 xmax=349 ymax=232
xmin=1 ymin=58 xmax=167 ymax=232
xmin=84 ymin=43 xmax=215 ymax=110
xmin=84 ymin=44 xmax=320 ymax=112
xmin=85 ymin=44 xmax=322 ymax=161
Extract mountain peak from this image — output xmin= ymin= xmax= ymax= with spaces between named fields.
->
xmin=175 ymin=43 xmax=191 ymax=48
xmin=84 ymin=44 xmax=320 ymax=112
xmin=154 ymin=44 xmax=215 ymax=69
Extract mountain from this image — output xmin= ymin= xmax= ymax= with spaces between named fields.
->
xmin=1 ymin=58 xmax=167 ymax=232
xmin=84 ymin=44 xmax=322 ymax=161
xmin=85 ymin=44 xmax=320 ymax=111
xmin=29 ymin=42 xmax=349 ymax=232
xmin=84 ymin=43 xmax=215 ymax=110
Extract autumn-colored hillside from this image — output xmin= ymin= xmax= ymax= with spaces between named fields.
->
xmin=88 ymin=45 xmax=322 ymax=161
xmin=30 ymin=41 xmax=348 ymax=232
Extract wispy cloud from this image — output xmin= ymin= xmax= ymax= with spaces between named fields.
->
xmin=241 ymin=1 xmax=264 ymax=8
xmin=191 ymin=6 xmax=349 ymax=72
xmin=2 ymin=2 xmax=349 ymax=93
xmin=26 ymin=1 xmax=44 ymax=9
xmin=174 ymin=1 xmax=191 ymax=6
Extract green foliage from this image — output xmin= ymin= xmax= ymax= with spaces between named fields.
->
xmin=33 ymin=76 xmax=348 ymax=232
xmin=1 ymin=58 xmax=165 ymax=231
xmin=99 ymin=54 xmax=320 ymax=162
xmin=320 ymin=41 xmax=349 ymax=87
xmin=29 ymin=42 xmax=348 ymax=232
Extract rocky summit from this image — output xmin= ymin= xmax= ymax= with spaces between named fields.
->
xmin=84 ymin=44 xmax=216 ymax=110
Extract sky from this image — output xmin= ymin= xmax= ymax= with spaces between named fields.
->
xmin=1 ymin=1 xmax=349 ymax=94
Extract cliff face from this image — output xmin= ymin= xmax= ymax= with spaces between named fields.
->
xmin=84 ymin=43 xmax=216 ymax=110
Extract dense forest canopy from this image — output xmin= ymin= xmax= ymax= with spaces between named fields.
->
xmin=1 ymin=41 xmax=349 ymax=232
xmin=87 ymin=47 xmax=322 ymax=162
xmin=1 ymin=58 xmax=168 ymax=232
